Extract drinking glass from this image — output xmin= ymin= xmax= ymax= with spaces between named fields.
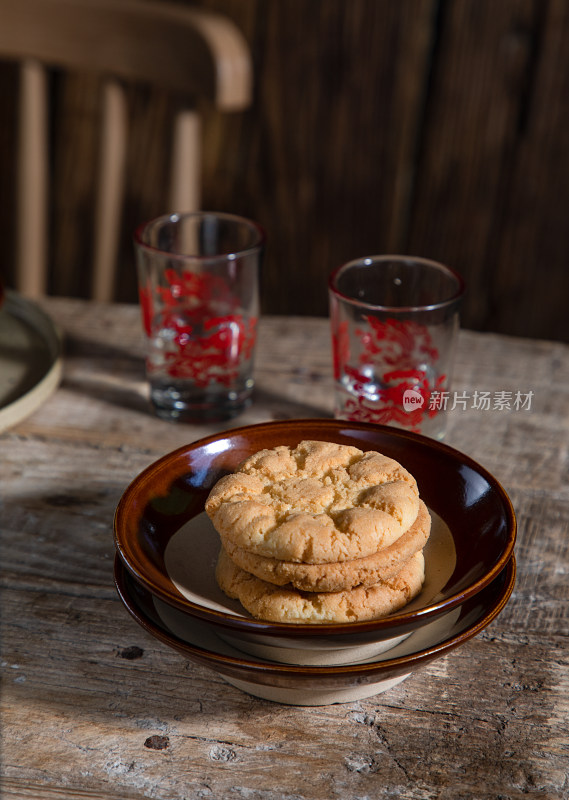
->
xmin=329 ymin=255 xmax=465 ymax=440
xmin=134 ymin=212 xmax=264 ymax=422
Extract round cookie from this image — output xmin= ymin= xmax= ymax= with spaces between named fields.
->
xmin=222 ymin=499 xmax=431 ymax=593
xmin=215 ymin=547 xmax=426 ymax=624
xmin=205 ymin=440 xmax=420 ymax=564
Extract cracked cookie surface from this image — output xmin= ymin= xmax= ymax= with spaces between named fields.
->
xmin=222 ymin=499 xmax=431 ymax=592
xmin=205 ymin=440 xmax=420 ymax=563
xmin=215 ymin=548 xmax=426 ymax=624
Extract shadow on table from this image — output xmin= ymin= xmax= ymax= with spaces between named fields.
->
xmin=59 ymin=378 xmax=332 ymax=422
xmin=62 ymin=330 xmax=334 ymax=420
xmin=61 ymin=372 xmax=151 ymax=416
xmin=250 ymin=387 xmax=332 ymax=421
xmin=59 ymin=330 xmax=150 ymax=414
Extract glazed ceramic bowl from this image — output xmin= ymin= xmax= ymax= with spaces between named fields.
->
xmin=115 ymin=554 xmax=516 ymax=705
xmin=114 ymin=419 xmax=516 ymax=653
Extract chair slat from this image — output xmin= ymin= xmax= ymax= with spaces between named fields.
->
xmin=17 ymin=60 xmax=48 ymax=298
xmin=169 ymin=109 xmax=201 ymax=214
xmin=92 ymin=79 xmax=128 ymax=302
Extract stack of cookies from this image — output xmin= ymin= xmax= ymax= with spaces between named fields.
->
xmin=204 ymin=440 xmax=431 ymax=624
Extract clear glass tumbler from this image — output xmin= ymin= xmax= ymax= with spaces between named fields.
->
xmin=328 ymin=255 xmax=465 ymax=440
xmin=134 ymin=212 xmax=265 ymax=422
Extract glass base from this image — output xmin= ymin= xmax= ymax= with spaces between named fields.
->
xmin=150 ymin=379 xmax=253 ymax=423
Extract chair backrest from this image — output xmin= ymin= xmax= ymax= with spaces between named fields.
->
xmin=0 ymin=0 xmax=252 ymax=300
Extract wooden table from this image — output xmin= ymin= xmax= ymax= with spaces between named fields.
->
xmin=1 ymin=297 xmax=568 ymax=800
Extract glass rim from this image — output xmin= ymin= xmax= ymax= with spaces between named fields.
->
xmin=133 ymin=211 xmax=266 ymax=260
xmin=328 ymin=255 xmax=465 ymax=313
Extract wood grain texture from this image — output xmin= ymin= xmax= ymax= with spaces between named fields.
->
xmin=199 ymin=0 xmax=439 ymax=318
xmin=2 ymin=0 xmax=569 ymax=341
xmin=1 ymin=297 xmax=568 ymax=799
xmin=406 ymin=0 xmax=539 ymax=328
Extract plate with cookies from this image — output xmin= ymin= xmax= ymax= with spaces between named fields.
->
xmin=114 ymin=419 xmax=516 ymax=702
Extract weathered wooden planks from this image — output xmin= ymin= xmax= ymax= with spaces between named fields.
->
xmin=1 ymin=298 xmax=568 ymax=798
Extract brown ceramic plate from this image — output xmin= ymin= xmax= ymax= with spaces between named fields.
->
xmin=114 ymin=554 xmax=516 ymax=705
xmin=114 ymin=419 xmax=516 ymax=645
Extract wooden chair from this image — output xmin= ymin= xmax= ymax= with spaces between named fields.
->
xmin=0 ymin=0 xmax=252 ymax=301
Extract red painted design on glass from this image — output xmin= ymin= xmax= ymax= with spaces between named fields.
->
xmin=336 ymin=316 xmax=445 ymax=432
xmin=140 ymin=269 xmax=257 ymax=387
xmin=332 ymin=320 xmax=350 ymax=380
xmin=357 ymin=317 xmax=439 ymax=368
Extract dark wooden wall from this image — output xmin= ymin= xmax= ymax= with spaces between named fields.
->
xmin=2 ymin=0 xmax=569 ymax=342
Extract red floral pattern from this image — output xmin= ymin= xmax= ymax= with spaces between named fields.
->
xmin=357 ymin=317 xmax=439 ymax=368
xmin=335 ymin=316 xmax=446 ymax=433
xmin=140 ymin=269 xmax=257 ymax=387
xmin=332 ymin=320 xmax=350 ymax=380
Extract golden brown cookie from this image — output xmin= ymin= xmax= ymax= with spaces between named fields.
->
xmin=215 ymin=547 xmax=425 ymax=624
xmin=221 ymin=499 xmax=431 ymax=593
xmin=205 ymin=440 xmax=419 ymax=564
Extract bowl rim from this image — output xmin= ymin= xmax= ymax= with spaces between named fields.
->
xmin=115 ymin=554 xmax=516 ymax=677
xmin=114 ymin=418 xmax=517 ymax=636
